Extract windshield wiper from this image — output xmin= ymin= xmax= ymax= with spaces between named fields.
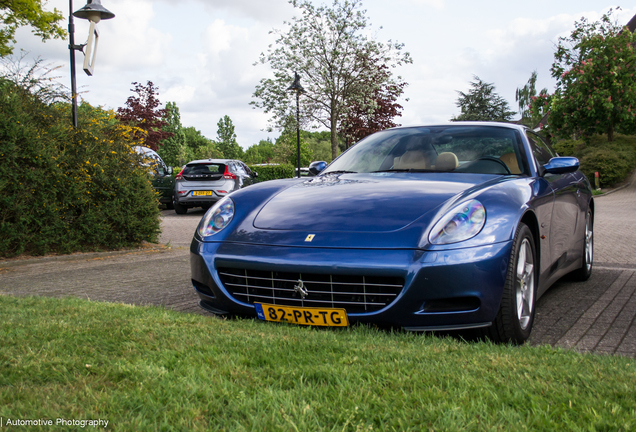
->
xmin=372 ymin=169 xmax=435 ymax=173
xmin=322 ymin=170 xmax=357 ymax=175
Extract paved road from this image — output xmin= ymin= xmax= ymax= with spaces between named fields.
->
xmin=1 ymin=179 xmax=635 ymax=357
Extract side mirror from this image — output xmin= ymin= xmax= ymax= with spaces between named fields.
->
xmin=542 ymin=157 xmax=580 ymax=175
xmin=253 ymin=171 xmax=258 ymax=178
xmin=167 ymin=166 xmax=173 ymax=175
xmin=308 ymin=161 xmax=328 ymax=176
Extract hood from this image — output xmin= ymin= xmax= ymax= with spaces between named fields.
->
xmin=253 ymin=173 xmax=494 ymax=233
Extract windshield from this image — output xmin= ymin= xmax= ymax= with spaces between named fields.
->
xmin=183 ymin=163 xmax=225 ymax=175
xmin=324 ymin=126 xmax=526 ymax=176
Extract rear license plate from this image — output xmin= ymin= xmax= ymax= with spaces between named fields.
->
xmin=255 ymin=303 xmax=349 ymax=327
xmin=193 ymin=191 xmax=214 ymax=196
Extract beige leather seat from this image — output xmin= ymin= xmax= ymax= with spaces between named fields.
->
xmin=499 ymin=152 xmax=521 ymax=174
xmin=394 ymin=150 xmax=429 ymax=170
xmin=434 ymin=152 xmax=458 ymax=171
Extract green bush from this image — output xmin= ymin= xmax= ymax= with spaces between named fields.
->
xmin=0 ymin=79 xmax=161 ymax=257
xmin=248 ymin=164 xmax=295 ymax=182
xmin=580 ymin=146 xmax=636 ymax=187
xmin=552 ymin=134 xmax=636 ymax=187
xmin=552 ymin=138 xmax=585 ymax=157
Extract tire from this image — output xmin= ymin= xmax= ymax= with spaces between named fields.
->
xmin=486 ymin=223 xmax=537 ymax=344
xmin=570 ymin=209 xmax=593 ymax=281
xmin=173 ymin=196 xmax=187 ymax=215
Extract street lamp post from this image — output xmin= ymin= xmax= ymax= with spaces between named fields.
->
xmin=286 ymin=72 xmax=305 ymax=178
xmin=68 ymin=0 xmax=115 ymax=128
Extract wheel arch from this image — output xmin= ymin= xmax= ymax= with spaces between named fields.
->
xmin=519 ymin=210 xmax=541 ymax=271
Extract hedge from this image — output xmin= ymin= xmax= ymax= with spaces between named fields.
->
xmin=248 ymin=164 xmax=295 ymax=182
xmin=553 ymin=134 xmax=636 ymax=188
xmin=0 ymin=79 xmax=161 ymax=257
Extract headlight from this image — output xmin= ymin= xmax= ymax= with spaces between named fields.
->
xmin=429 ymin=199 xmax=486 ymax=245
xmin=198 ymin=196 xmax=235 ymax=237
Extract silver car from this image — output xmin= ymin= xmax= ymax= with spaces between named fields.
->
xmin=173 ymin=159 xmax=257 ymax=214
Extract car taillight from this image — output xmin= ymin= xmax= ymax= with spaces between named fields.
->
xmin=175 ymin=168 xmax=184 ymax=181
xmin=223 ymin=165 xmax=237 ymax=180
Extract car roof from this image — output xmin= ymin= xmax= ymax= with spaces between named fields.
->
xmin=186 ymin=159 xmax=237 ymax=165
xmin=387 ymin=122 xmax=528 ymax=132
xmin=133 ymin=146 xmax=160 ymax=157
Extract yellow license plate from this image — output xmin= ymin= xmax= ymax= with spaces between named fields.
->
xmin=255 ymin=303 xmax=349 ymax=327
xmin=193 ymin=191 xmax=214 ymax=196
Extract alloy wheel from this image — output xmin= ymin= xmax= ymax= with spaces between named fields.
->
xmin=516 ymin=238 xmax=535 ymax=330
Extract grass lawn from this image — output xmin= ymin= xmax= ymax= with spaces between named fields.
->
xmin=1 ymin=295 xmax=634 ymax=431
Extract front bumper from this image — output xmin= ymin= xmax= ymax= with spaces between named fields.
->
xmin=190 ymin=238 xmax=513 ymax=330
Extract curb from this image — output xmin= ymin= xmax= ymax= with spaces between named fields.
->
xmin=594 ymin=169 xmax=636 ymax=198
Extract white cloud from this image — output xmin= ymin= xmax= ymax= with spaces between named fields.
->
xmin=7 ymin=0 xmax=636 ymax=149
xmin=155 ymin=0 xmax=292 ymax=24
xmin=204 ymin=20 xmax=250 ymax=55
xmin=407 ymin=0 xmax=445 ymax=9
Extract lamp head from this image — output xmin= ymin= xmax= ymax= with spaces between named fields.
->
xmin=286 ymin=72 xmax=305 ymax=94
xmin=73 ymin=0 xmax=115 ymax=23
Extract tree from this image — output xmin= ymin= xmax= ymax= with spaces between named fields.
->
xmin=158 ymin=101 xmax=186 ymax=167
xmin=515 ymin=71 xmax=548 ymax=127
xmin=303 ymin=130 xmax=332 ymax=162
xmin=274 ymin=119 xmax=313 ymax=166
xmin=548 ymin=9 xmax=636 ymax=141
xmin=340 ymin=56 xmax=406 ymax=145
xmin=183 ymin=126 xmax=210 ymax=152
xmin=452 ymin=76 xmax=516 ymax=122
xmin=0 ymin=0 xmax=65 ymax=57
xmin=215 ymin=115 xmax=243 ymax=159
xmin=244 ymin=138 xmax=275 ymax=164
xmin=116 ymin=81 xmax=172 ymax=151
xmin=182 ymin=126 xmax=220 ymax=161
xmin=252 ymin=0 xmax=411 ymax=160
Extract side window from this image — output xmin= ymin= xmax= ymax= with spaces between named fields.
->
xmin=526 ymin=132 xmax=556 ymax=166
xmin=241 ymin=162 xmax=253 ymax=176
xmin=234 ymin=162 xmax=247 ymax=176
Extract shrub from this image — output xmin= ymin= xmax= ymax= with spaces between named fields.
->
xmin=248 ymin=164 xmax=295 ymax=182
xmin=551 ymin=134 xmax=636 ymax=187
xmin=0 ymin=78 xmax=161 ymax=257
xmin=552 ymin=138 xmax=584 ymax=157
xmin=580 ymin=146 xmax=636 ymax=187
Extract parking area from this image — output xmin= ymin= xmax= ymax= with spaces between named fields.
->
xmin=1 ymin=179 xmax=635 ymax=357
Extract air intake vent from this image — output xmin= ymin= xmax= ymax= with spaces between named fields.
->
xmin=218 ymin=268 xmax=404 ymax=314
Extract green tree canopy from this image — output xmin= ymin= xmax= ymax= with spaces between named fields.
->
xmin=183 ymin=126 xmax=210 ymax=152
xmin=515 ymin=71 xmax=548 ymax=127
xmin=158 ymin=101 xmax=186 ymax=167
xmin=244 ymin=139 xmax=275 ymax=164
xmin=0 ymin=0 xmax=65 ymax=57
xmin=215 ymin=115 xmax=243 ymax=159
xmin=274 ymin=120 xmax=313 ymax=167
xmin=547 ymin=9 xmax=636 ymax=141
xmin=452 ymin=76 xmax=516 ymax=122
xmin=252 ymin=0 xmax=411 ymax=160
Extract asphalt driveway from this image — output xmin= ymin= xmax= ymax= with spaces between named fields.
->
xmin=1 ymin=177 xmax=635 ymax=357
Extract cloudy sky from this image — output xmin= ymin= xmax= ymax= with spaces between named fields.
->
xmin=9 ymin=0 xmax=636 ymax=148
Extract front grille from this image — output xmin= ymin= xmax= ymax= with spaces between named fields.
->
xmin=218 ymin=267 xmax=404 ymax=314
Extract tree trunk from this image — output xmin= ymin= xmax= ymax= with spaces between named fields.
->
xmin=330 ymin=110 xmax=339 ymax=160
xmin=608 ymin=123 xmax=614 ymax=142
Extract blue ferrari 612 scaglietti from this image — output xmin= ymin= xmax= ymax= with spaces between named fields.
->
xmin=190 ymin=122 xmax=594 ymax=344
